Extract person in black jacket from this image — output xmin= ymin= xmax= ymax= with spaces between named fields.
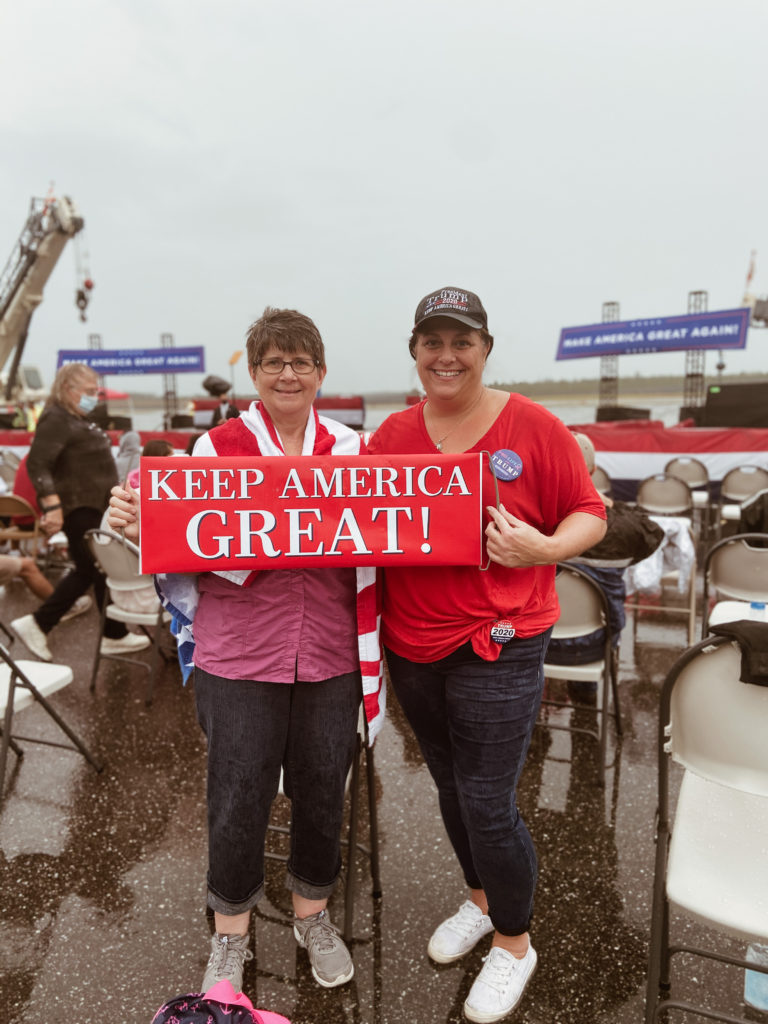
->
xmin=210 ymin=397 xmax=241 ymax=425
xmin=11 ymin=363 xmax=150 ymax=662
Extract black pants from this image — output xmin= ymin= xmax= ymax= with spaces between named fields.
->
xmin=34 ymin=506 xmax=127 ymax=639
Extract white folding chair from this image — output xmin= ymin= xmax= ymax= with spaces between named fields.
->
xmin=636 ymin=474 xmax=693 ymax=519
xmin=701 ymin=532 xmax=768 ymax=637
xmin=0 ymin=623 xmax=102 ymax=805
xmin=85 ymin=529 xmax=173 ymax=705
xmin=541 ymin=563 xmax=622 ymax=788
xmin=665 ymin=456 xmax=712 ymax=542
xmin=626 ymin=516 xmax=698 ymax=646
xmin=590 ymin=465 xmax=613 ymax=497
xmin=645 ymin=634 xmax=768 ymax=1024
xmin=717 ymin=464 xmax=768 ymax=538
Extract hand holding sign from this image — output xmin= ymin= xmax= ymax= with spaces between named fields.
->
xmin=108 ymin=480 xmax=140 ymax=542
xmin=485 ymin=503 xmax=553 ymax=568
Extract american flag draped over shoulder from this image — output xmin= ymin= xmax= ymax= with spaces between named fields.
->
xmin=154 ymin=401 xmax=386 ymax=742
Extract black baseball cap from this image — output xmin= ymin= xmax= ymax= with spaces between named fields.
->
xmin=414 ymin=286 xmax=488 ymax=331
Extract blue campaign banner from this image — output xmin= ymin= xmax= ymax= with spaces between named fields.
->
xmin=556 ymin=308 xmax=750 ymax=361
xmin=57 ymin=347 xmax=206 ymax=374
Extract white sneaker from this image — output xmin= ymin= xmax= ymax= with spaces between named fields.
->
xmin=11 ymin=614 xmax=52 ymax=661
xmin=463 ymin=945 xmax=538 ymax=1023
xmin=428 ymin=900 xmax=494 ymax=964
xmin=61 ymin=595 xmax=92 ymax=623
xmin=101 ymin=633 xmax=151 ymax=655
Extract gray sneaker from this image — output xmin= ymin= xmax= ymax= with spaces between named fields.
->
xmin=201 ymin=932 xmax=253 ymax=994
xmin=293 ymin=910 xmax=354 ymax=988
xmin=11 ymin=614 xmax=52 ymax=661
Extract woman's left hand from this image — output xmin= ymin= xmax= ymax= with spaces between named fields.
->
xmin=484 ymin=504 xmax=553 ymax=567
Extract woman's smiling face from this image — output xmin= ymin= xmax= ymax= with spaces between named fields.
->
xmin=413 ymin=318 xmax=490 ymax=401
xmin=249 ymin=346 xmax=326 ymax=423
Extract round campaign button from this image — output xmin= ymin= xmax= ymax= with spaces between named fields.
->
xmin=490 ymin=619 xmax=516 ymax=644
xmin=490 ymin=449 xmax=523 ymax=481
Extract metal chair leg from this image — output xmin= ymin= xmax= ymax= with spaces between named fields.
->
xmin=342 ymin=731 xmax=383 ymax=941
xmin=366 ymin=741 xmax=382 ymax=899
xmin=89 ymin=599 xmax=108 ymax=693
xmin=343 ymin=733 xmax=362 ymax=942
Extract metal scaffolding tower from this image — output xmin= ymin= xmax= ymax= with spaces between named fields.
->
xmin=161 ymin=333 xmax=178 ymax=429
xmin=598 ymin=301 xmax=620 ymax=407
xmin=683 ymin=290 xmax=708 ymax=409
xmin=88 ymin=333 xmax=104 ymax=389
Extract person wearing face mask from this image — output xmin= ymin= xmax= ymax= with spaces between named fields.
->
xmin=11 ymin=362 xmax=151 ymax=663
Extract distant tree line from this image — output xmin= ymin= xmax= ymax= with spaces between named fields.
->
xmin=491 ymin=370 xmax=768 ymax=399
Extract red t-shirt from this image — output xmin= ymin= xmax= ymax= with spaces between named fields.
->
xmin=367 ymin=393 xmax=606 ymax=662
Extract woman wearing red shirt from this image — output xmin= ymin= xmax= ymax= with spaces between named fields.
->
xmin=368 ymin=286 xmax=606 ymax=1023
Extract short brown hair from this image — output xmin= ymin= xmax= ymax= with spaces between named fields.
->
xmin=245 ymin=307 xmax=326 ymax=371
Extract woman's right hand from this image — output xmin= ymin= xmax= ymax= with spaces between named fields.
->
xmin=108 ymin=481 xmax=140 ymax=542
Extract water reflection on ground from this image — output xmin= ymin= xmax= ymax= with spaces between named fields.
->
xmin=0 ymin=567 xmax=747 ymax=1023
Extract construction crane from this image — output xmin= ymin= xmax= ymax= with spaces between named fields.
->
xmin=742 ymin=250 xmax=768 ymax=328
xmin=0 ymin=193 xmax=92 ymax=411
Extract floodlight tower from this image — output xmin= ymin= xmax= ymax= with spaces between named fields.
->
xmin=161 ymin=332 xmax=178 ymax=429
xmin=598 ymin=301 xmax=620 ymax=408
xmin=683 ymin=290 xmax=708 ymax=413
xmin=88 ymin=332 xmax=104 ymax=389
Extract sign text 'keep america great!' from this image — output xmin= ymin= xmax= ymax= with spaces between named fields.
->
xmin=139 ymin=454 xmax=484 ymax=572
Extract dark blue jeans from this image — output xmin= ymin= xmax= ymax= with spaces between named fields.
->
xmin=385 ymin=630 xmax=551 ymax=936
xmin=194 ymin=667 xmax=361 ymax=915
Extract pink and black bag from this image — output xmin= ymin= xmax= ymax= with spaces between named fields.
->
xmin=151 ymin=980 xmax=290 ymax=1024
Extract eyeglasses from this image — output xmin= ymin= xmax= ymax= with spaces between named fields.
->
xmin=256 ymin=357 xmax=319 ymax=375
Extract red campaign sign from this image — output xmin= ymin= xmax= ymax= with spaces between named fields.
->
xmin=139 ymin=454 xmax=483 ymax=573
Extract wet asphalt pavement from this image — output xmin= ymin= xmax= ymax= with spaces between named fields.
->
xmin=0 ymin=564 xmax=756 ymax=1024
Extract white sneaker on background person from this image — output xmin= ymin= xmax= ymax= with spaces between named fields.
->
xmin=100 ymin=633 xmax=151 ymax=655
xmin=60 ymin=594 xmax=92 ymax=623
xmin=10 ymin=614 xmax=52 ymax=661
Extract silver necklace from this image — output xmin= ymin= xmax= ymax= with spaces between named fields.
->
xmin=431 ymin=389 xmax=485 ymax=451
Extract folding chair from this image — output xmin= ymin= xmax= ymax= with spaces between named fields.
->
xmin=540 ymin=563 xmax=622 ymax=788
xmin=85 ymin=529 xmax=172 ymax=705
xmin=701 ymin=532 xmax=768 ymax=637
xmin=626 ymin=516 xmax=698 ymax=646
xmin=665 ymin=456 xmax=712 ymax=542
xmin=636 ymin=474 xmax=694 ymax=519
xmin=645 ymin=633 xmax=768 ymax=1024
xmin=0 ymin=622 xmax=102 ymax=805
xmin=0 ymin=493 xmax=41 ymax=553
xmin=717 ymin=464 xmax=768 ymax=538
xmin=590 ymin=465 xmax=613 ymax=497
xmin=1 ymin=449 xmax=20 ymax=473
xmin=263 ymin=707 xmax=382 ymax=942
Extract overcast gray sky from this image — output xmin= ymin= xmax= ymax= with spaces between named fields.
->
xmin=1 ymin=0 xmax=766 ymax=398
